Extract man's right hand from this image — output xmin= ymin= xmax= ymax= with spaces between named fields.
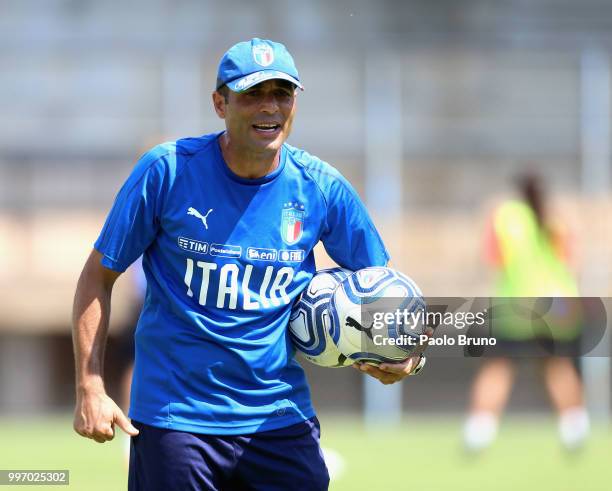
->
xmin=73 ymin=389 xmax=139 ymax=443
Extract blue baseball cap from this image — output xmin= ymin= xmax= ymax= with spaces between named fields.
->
xmin=216 ymin=38 xmax=304 ymax=92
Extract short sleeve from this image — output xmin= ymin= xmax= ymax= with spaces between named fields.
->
xmin=94 ymin=145 xmax=174 ymax=272
xmin=320 ymin=171 xmax=390 ymax=270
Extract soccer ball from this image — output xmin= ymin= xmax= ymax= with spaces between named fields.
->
xmin=289 ymin=268 xmax=354 ymax=367
xmin=330 ymin=267 xmax=426 ymax=365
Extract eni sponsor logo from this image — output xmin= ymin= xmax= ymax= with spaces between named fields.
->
xmin=247 ymin=247 xmax=278 ymax=262
xmin=178 ymin=237 xmax=209 ymax=254
xmin=210 ymin=243 xmax=242 ymax=258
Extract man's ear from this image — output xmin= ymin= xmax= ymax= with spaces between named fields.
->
xmin=212 ymin=91 xmax=226 ymax=118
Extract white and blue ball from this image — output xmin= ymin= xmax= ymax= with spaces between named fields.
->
xmin=289 ymin=268 xmax=354 ymax=367
xmin=330 ymin=266 xmax=426 ymax=365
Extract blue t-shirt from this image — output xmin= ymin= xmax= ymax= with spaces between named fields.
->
xmin=95 ymin=132 xmax=389 ymax=435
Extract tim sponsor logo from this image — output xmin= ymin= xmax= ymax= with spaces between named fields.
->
xmin=178 ymin=236 xmax=209 ymax=254
xmin=210 ymin=243 xmax=242 ymax=258
xmin=278 ymin=249 xmax=305 ymax=262
xmin=247 ymin=247 xmax=278 ymax=262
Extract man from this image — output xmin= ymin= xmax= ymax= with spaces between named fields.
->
xmin=73 ymin=38 xmax=422 ymax=490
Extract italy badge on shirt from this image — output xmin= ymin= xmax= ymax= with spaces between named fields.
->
xmin=281 ymin=202 xmax=305 ymax=245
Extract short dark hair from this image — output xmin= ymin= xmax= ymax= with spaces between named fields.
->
xmin=217 ymin=85 xmax=230 ymax=102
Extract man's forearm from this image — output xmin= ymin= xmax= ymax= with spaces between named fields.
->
xmin=72 ymin=251 xmax=137 ymax=441
xmin=72 ymin=254 xmax=117 ymax=394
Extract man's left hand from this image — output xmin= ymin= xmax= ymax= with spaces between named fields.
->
xmin=352 ymin=355 xmax=423 ymax=385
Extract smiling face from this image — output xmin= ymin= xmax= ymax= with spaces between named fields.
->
xmin=213 ymin=79 xmax=297 ymax=156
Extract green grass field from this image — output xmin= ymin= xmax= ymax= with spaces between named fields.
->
xmin=0 ymin=414 xmax=610 ymax=490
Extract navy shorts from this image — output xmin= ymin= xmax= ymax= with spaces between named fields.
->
xmin=128 ymin=417 xmax=329 ymax=491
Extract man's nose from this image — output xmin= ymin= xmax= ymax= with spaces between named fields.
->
xmin=259 ymin=93 xmax=279 ymax=113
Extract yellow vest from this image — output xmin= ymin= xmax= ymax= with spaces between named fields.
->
xmin=492 ymin=201 xmax=580 ymax=341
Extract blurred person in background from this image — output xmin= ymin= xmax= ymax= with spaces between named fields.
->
xmin=463 ymin=172 xmax=590 ymax=452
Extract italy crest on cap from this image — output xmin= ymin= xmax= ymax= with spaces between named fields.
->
xmin=281 ymin=202 xmax=305 ymax=245
xmin=253 ymin=44 xmax=275 ymax=67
